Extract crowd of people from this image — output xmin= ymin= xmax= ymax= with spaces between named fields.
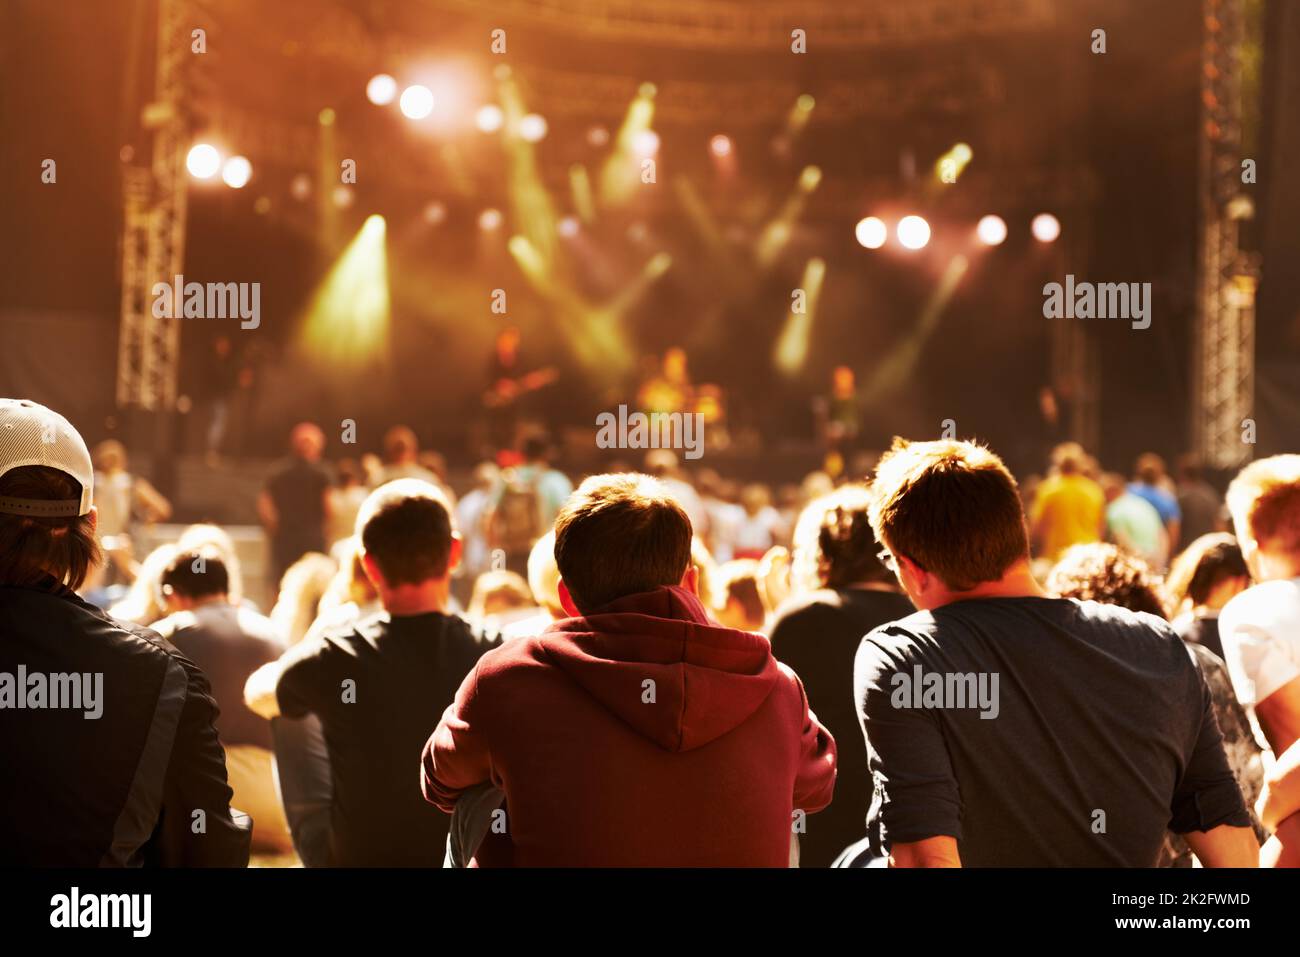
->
xmin=2 ymin=395 xmax=1298 ymax=868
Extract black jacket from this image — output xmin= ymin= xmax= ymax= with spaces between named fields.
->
xmin=0 ymin=578 xmax=250 ymax=866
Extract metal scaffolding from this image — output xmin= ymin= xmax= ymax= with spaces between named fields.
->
xmin=1193 ymin=0 xmax=1260 ymax=468
xmin=116 ymin=0 xmax=191 ymax=412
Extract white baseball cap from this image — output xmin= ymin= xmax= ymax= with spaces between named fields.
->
xmin=0 ymin=399 xmax=94 ymax=517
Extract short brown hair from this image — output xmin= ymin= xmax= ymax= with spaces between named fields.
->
xmin=0 ymin=466 xmax=101 ymax=590
xmin=357 ymin=480 xmax=455 ymax=586
xmin=868 ymin=438 xmax=1029 ymax=591
xmin=554 ymin=473 xmax=692 ymax=613
xmin=1226 ymin=455 xmax=1300 ymax=557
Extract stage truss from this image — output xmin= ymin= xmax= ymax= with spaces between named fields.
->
xmin=116 ymin=0 xmax=192 ymax=412
xmin=1193 ymin=0 xmax=1260 ymax=469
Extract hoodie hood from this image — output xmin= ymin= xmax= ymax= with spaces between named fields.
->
xmin=540 ymin=585 xmax=780 ymax=752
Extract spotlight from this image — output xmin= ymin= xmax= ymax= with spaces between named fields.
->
xmin=976 ymin=214 xmax=1007 ymax=246
xmin=290 ymin=174 xmax=311 ymax=201
xmin=709 ymin=134 xmax=732 ymax=158
xmin=587 ymin=125 xmax=609 ymax=147
xmin=558 ymin=216 xmax=579 ymax=237
xmin=366 ymin=74 xmax=397 ymax=106
xmin=221 ymin=156 xmax=252 ymax=189
xmin=423 ymin=201 xmax=446 ymax=224
xmin=186 ymin=143 xmax=221 ymax=179
xmin=1031 ymin=213 xmax=1061 ymax=243
xmin=633 ymin=129 xmax=660 ymax=155
xmin=798 ymin=165 xmax=822 ymax=192
xmin=519 ymin=113 xmax=548 ymax=142
xmin=475 ymin=104 xmax=504 ymax=133
xmin=479 ymin=208 xmax=503 ymax=230
xmin=855 ymin=216 xmax=887 ymax=249
xmin=399 ymin=85 xmax=434 ymax=120
xmin=897 ymin=215 xmax=931 ymax=250
xmin=332 ymin=186 xmax=354 ymax=208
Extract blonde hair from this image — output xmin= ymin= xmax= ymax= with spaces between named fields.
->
xmin=1226 ymin=454 xmax=1300 ymax=555
xmin=527 ymin=529 xmax=563 ymax=617
xmin=109 ymin=543 xmax=178 ymax=625
xmin=468 ymin=569 xmax=534 ymax=622
xmin=271 ymin=552 xmax=338 ymax=646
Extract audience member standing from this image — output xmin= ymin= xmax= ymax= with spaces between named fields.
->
xmin=246 ymin=480 xmax=496 ymax=866
xmin=423 ymin=473 xmax=836 ymax=866
xmin=1219 ymin=454 xmax=1300 ymax=866
xmin=853 ymin=439 xmax=1254 ymax=867
xmin=259 ymin=422 xmax=333 ymax=587
xmin=770 ymin=484 xmax=914 ymax=866
xmin=0 ymin=398 xmax=249 ymax=866
xmin=1029 ymin=442 xmax=1105 ymax=562
xmin=152 ymin=549 xmax=290 ymax=853
xmin=1129 ymin=453 xmax=1183 ymax=554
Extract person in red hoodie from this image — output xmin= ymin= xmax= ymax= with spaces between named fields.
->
xmin=422 ymin=472 xmax=836 ymax=866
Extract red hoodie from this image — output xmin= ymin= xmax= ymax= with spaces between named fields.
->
xmin=422 ymin=585 xmax=836 ymax=866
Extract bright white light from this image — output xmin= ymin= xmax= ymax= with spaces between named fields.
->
xmin=479 ymin=208 xmax=503 ymax=230
xmin=221 ymin=156 xmax=252 ymax=189
xmin=366 ymin=74 xmax=397 ymax=106
xmin=855 ymin=216 xmax=887 ymax=250
xmin=709 ymin=134 xmax=732 ymax=158
xmin=633 ymin=130 xmax=660 ymax=155
xmin=976 ymin=214 xmax=1007 ymax=246
xmin=1031 ymin=213 xmax=1061 ymax=243
xmin=558 ymin=216 xmax=579 ymax=237
xmin=399 ymin=85 xmax=434 ymax=120
xmin=476 ymin=104 xmax=504 ymax=133
xmin=897 ymin=215 xmax=931 ymax=250
xmin=519 ymin=114 xmax=547 ymax=142
xmin=186 ymin=143 xmax=221 ymax=179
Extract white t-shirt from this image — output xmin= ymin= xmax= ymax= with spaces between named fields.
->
xmin=1219 ymin=577 xmax=1300 ymax=745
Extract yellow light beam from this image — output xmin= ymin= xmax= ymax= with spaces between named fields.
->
xmin=773 ymin=257 xmax=826 ymax=375
xmin=300 ymin=215 xmax=390 ymax=370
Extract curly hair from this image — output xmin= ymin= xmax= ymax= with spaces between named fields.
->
xmin=1045 ymin=542 xmax=1166 ymax=618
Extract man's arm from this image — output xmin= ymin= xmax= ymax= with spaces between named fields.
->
xmin=1168 ymin=661 xmax=1255 ymax=862
xmin=149 ymin=653 xmax=251 ymax=867
xmin=1257 ymin=736 xmax=1300 ymax=832
xmin=246 ymin=637 xmax=334 ymax=722
xmin=1183 ymin=824 xmax=1258 ymax=868
xmin=1253 ymin=674 xmax=1300 ymax=756
xmin=422 ymin=663 xmax=494 ymax=812
xmin=854 ymin=633 xmax=964 ymax=862
xmin=1260 ymin=815 xmax=1300 ymax=868
xmin=244 ymin=660 xmax=285 ymax=719
xmin=890 ymin=835 xmax=961 ymax=868
xmin=257 ymin=488 xmax=278 ymax=535
xmin=133 ymin=477 xmax=172 ymax=523
xmin=789 ymin=671 xmax=837 ymax=815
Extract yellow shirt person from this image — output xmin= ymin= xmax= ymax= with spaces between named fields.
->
xmin=1032 ymin=472 xmax=1105 ymax=561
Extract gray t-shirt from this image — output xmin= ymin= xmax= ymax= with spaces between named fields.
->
xmin=854 ymin=596 xmax=1249 ymax=866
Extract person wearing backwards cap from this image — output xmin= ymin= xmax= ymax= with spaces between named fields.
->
xmin=0 ymin=399 xmax=250 ymax=866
